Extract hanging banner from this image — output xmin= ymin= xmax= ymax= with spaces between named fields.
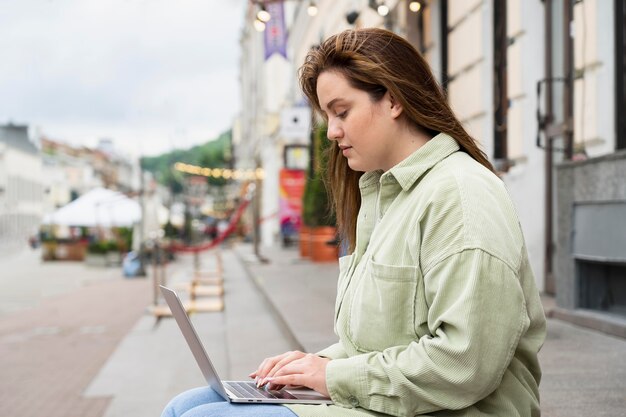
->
xmin=264 ymin=1 xmax=287 ymax=60
xmin=279 ymin=169 xmax=305 ymax=237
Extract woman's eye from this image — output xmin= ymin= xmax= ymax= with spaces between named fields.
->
xmin=337 ymin=111 xmax=348 ymax=119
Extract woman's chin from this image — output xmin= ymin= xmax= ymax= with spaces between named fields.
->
xmin=346 ymin=159 xmax=369 ymax=173
xmin=346 ymin=160 xmax=360 ymax=171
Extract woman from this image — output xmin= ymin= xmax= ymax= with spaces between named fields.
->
xmin=162 ymin=28 xmax=546 ymax=417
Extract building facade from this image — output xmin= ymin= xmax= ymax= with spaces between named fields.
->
xmin=41 ymin=137 xmax=139 ymax=212
xmin=239 ymin=0 xmax=626 ymax=334
xmin=41 ymin=137 xmax=103 ymax=211
xmin=239 ymin=1 xmax=303 ymax=246
xmin=0 ymin=123 xmax=44 ymax=249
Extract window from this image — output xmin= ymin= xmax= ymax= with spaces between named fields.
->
xmin=493 ymin=0 xmax=508 ymax=163
xmin=616 ymin=0 xmax=626 ymax=149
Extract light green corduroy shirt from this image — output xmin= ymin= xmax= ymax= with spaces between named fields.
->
xmin=287 ymin=133 xmax=546 ymax=417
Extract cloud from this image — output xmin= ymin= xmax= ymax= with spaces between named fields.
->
xmin=0 ymin=0 xmax=245 ymax=156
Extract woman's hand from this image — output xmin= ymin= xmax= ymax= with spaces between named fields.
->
xmin=250 ymin=350 xmax=308 ymax=390
xmin=249 ymin=351 xmax=330 ymax=396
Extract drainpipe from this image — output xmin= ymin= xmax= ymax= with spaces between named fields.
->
xmin=563 ymin=1 xmax=574 ymax=161
xmin=541 ymin=0 xmax=575 ymax=295
xmin=544 ymin=0 xmax=555 ymax=295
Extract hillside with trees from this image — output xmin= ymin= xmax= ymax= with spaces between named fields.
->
xmin=140 ymin=130 xmax=233 ymax=193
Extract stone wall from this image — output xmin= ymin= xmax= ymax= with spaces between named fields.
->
xmin=555 ymin=150 xmax=626 ymax=310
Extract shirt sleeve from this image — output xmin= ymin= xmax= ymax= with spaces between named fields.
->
xmin=316 ymin=342 xmax=349 ymax=360
xmin=325 ymin=249 xmax=531 ymax=416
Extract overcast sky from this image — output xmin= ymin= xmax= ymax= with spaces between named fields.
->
xmin=0 ymin=0 xmax=245 ymax=157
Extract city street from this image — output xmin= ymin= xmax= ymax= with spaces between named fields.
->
xmin=2 ymin=1 xmax=626 ymax=416
xmin=0 ymin=243 xmax=625 ymax=417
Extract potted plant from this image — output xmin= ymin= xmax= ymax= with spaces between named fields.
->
xmin=300 ymin=176 xmax=313 ymax=258
xmin=85 ymin=240 xmax=109 ymax=267
xmin=302 ymin=124 xmax=338 ymax=262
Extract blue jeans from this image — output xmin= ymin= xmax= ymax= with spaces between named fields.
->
xmin=161 ymin=387 xmax=298 ymax=417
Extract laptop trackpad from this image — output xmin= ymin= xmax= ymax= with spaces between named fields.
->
xmin=285 ymin=388 xmax=331 ymax=400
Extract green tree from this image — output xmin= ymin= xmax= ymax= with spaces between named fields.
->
xmin=140 ymin=130 xmax=233 ymax=193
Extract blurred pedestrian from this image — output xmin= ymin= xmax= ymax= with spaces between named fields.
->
xmin=162 ymin=28 xmax=546 ymax=417
xmin=28 ymin=233 xmax=39 ymax=249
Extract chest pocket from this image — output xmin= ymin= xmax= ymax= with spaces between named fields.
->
xmin=348 ymin=259 xmax=421 ymax=352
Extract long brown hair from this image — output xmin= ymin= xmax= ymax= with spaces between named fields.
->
xmin=298 ymin=28 xmax=494 ymax=253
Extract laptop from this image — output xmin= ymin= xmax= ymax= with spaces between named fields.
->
xmin=160 ymin=285 xmax=333 ymax=404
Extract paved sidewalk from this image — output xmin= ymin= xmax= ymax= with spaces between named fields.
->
xmin=232 ymin=244 xmax=339 ymax=354
xmin=539 ymin=320 xmax=626 ymax=417
xmin=3 ymin=243 xmax=624 ymax=417
xmin=0 ymin=251 xmax=151 ymax=417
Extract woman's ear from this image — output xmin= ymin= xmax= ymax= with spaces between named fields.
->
xmin=387 ymin=92 xmax=403 ymax=119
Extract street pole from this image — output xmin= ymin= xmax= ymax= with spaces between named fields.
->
xmin=137 ymin=164 xmax=146 ymax=277
xmin=252 ymin=164 xmax=268 ymax=264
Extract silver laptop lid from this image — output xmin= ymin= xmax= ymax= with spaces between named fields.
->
xmin=159 ymin=285 xmax=230 ymax=401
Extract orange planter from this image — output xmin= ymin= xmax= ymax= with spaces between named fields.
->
xmin=299 ymin=226 xmax=311 ymax=258
xmin=310 ymin=226 xmax=338 ymax=263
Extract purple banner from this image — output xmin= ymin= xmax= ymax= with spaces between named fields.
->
xmin=264 ymin=1 xmax=287 ymax=60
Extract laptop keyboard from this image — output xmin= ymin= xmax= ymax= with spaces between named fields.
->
xmin=226 ymin=381 xmax=296 ymax=400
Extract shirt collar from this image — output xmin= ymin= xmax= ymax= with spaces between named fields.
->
xmin=359 ymin=133 xmax=461 ymax=191
xmin=358 ymin=133 xmax=460 ymax=192
xmin=389 ymin=133 xmax=461 ymax=191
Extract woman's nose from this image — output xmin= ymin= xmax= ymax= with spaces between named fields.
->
xmin=326 ymin=122 xmax=342 ymax=141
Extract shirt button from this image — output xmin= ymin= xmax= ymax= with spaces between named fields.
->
xmin=349 ymin=396 xmax=359 ymax=407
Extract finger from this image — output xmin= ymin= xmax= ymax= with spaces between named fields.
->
xmin=254 ymin=352 xmax=291 ymax=379
xmin=266 ymin=375 xmax=303 ymax=389
xmin=258 ymin=351 xmax=306 ymax=387
xmin=255 ymin=351 xmax=300 ymax=386
xmin=252 ymin=358 xmax=277 ymax=385
xmin=272 ymin=358 xmax=308 ymax=378
xmin=266 ymin=382 xmax=285 ymax=391
xmin=264 ymin=351 xmax=305 ymax=380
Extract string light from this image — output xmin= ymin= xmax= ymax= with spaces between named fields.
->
xmin=253 ymin=18 xmax=266 ymax=31
xmin=174 ymin=162 xmax=265 ymax=181
xmin=377 ymin=2 xmax=389 ymax=16
xmin=257 ymin=4 xmax=271 ymax=22
xmin=409 ymin=1 xmax=421 ymax=12
xmin=252 ymin=0 xmax=316 ymax=31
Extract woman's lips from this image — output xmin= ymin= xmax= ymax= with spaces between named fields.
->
xmin=340 ymin=146 xmax=352 ymax=156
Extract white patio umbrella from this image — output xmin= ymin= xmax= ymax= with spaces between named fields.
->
xmin=42 ymin=187 xmax=141 ymax=228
